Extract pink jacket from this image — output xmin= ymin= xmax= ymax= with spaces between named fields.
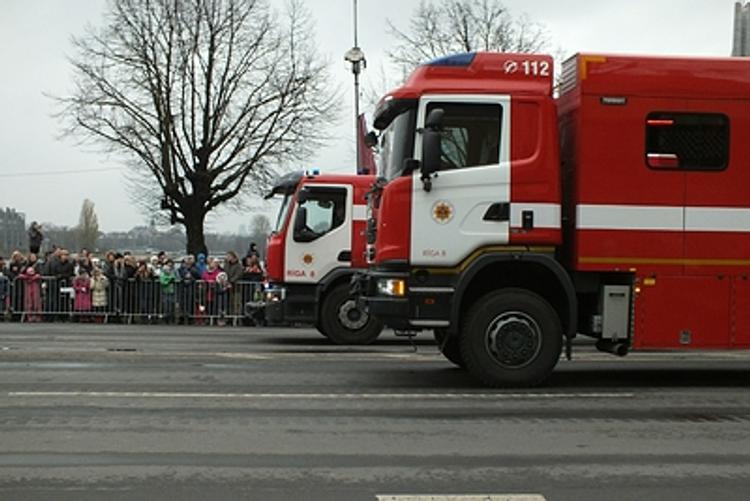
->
xmin=73 ymin=277 xmax=92 ymax=311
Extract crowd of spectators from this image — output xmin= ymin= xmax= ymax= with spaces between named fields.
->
xmin=0 ymin=223 xmax=266 ymax=325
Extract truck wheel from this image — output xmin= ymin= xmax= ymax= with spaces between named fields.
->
xmin=460 ymin=289 xmax=562 ymax=387
xmin=320 ymin=284 xmax=383 ymax=345
xmin=433 ymin=329 xmax=465 ymax=368
xmin=314 ymin=323 xmax=329 ymax=339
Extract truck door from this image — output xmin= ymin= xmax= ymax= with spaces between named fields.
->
xmin=637 ymin=109 xmax=734 ymax=348
xmin=681 ymin=104 xmax=746 ymax=346
xmin=410 ymin=94 xmax=510 ymax=267
xmin=284 ymin=185 xmax=351 ymax=283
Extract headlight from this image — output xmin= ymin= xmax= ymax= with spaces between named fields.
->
xmin=377 ymin=278 xmax=406 ymax=297
xmin=264 ymin=287 xmax=285 ymax=302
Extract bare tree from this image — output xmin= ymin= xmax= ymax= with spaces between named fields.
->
xmin=76 ymin=199 xmax=100 ymax=251
xmin=250 ymin=213 xmax=271 ymax=237
xmin=388 ymin=0 xmax=550 ymax=74
xmin=58 ymin=0 xmax=339 ymax=255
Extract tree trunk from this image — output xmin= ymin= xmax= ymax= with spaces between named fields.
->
xmin=184 ymin=210 xmax=208 ymax=256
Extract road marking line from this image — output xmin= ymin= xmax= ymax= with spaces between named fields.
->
xmin=376 ymin=496 xmax=546 ymax=501
xmin=6 ymin=391 xmax=633 ymax=400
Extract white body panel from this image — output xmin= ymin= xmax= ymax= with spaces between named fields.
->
xmin=284 ymin=184 xmax=352 ymax=284
xmin=410 ymin=94 xmax=511 ymax=267
xmin=577 ymin=204 xmax=750 ymax=233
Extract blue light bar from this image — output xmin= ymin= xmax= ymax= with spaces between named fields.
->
xmin=426 ymin=53 xmax=476 ymax=67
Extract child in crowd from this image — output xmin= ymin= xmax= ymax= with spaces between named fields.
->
xmin=200 ymin=258 xmax=221 ymax=319
xmin=215 ymin=271 xmax=232 ymax=326
xmin=19 ymin=267 xmax=42 ymax=322
xmin=90 ymin=267 xmax=109 ymax=320
xmin=73 ymin=270 xmax=93 ymax=319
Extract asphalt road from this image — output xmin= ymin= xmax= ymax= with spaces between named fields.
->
xmin=1 ymin=322 xmax=750 ymax=500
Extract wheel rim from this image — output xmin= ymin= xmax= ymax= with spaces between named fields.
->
xmin=485 ymin=311 xmax=542 ymax=369
xmin=337 ymin=299 xmax=368 ymax=330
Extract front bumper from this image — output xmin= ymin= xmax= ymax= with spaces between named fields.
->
xmin=261 ymin=284 xmax=286 ymax=324
xmin=355 ymin=268 xmax=454 ymax=331
xmin=261 ymin=282 xmax=318 ymax=325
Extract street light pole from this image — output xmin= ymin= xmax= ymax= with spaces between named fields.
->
xmin=344 ymin=0 xmax=365 ymax=173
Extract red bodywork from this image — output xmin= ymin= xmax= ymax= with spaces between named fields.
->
xmin=558 ymin=54 xmax=750 ymax=349
xmin=373 ymin=51 xmax=750 ymax=351
xmin=373 ymin=52 xmax=561 ymax=265
xmin=374 ymin=176 xmax=412 ymax=263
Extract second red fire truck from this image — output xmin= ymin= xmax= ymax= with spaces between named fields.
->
xmin=358 ymin=51 xmax=750 ymax=386
xmin=264 ymin=170 xmax=384 ymax=344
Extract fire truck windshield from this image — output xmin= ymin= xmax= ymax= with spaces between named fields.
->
xmin=377 ymin=108 xmax=416 ymax=181
xmin=272 ymin=194 xmax=293 ymax=234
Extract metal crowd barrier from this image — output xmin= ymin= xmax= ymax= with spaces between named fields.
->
xmin=0 ymin=276 xmax=264 ymax=326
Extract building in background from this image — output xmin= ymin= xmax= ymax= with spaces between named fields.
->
xmin=0 ymin=207 xmax=26 ymax=256
xmin=733 ymin=2 xmax=750 ymax=56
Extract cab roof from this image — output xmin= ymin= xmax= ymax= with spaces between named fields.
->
xmin=265 ymin=171 xmax=375 ymax=198
xmin=382 ymin=52 xmax=554 ymax=102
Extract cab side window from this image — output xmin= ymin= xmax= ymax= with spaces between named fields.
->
xmin=426 ymin=102 xmax=502 ymax=170
xmin=293 ymin=188 xmax=347 ymax=243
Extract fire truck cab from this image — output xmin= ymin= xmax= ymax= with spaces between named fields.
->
xmin=361 ymin=52 xmax=750 ymax=386
xmin=265 ymin=171 xmax=384 ymax=344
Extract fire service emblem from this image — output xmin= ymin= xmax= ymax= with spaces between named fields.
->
xmin=302 ymin=253 xmax=315 ymax=266
xmin=432 ymin=201 xmax=454 ymax=224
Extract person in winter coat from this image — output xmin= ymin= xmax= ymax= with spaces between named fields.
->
xmin=19 ymin=267 xmax=42 ymax=322
xmin=73 ymin=270 xmax=93 ymax=316
xmin=8 ymin=251 xmax=27 ymax=318
xmin=177 ymin=255 xmax=200 ymax=324
xmin=196 ymin=253 xmax=208 ymax=276
xmin=201 ymin=258 xmax=222 ymax=316
xmin=245 ymin=242 xmax=259 ymax=260
xmin=101 ymin=251 xmax=117 ymax=310
xmin=159 ymin=260 xmax=178 ymax=323
xmin=90 ymin=267 xmax=109 ymax=317
xmin=28 ymin=222 xmax=43 ymax=255
xmin=239 ymin=255 xmax=264 ymax=311
xmin=76 ymin=255 xmax=94 ymax=276
xmin=7 ymin=251 xmax=26 ymax=280
xmin=134 ymin=261 xmax=154 ymax=321
xmin=25 ymin=253 xmax=42 ymax=274
xmin=224 ymin=251 xmax=243 ymax=315
xmin=115 ymin=255 xmax=137 ymax=316
xmin=50 ymin=250 xmax=75 ymax=285
xmin=214 ymin=271 xmax=232 ymax=326
xmin=0 ymin=256 xmax=9 ymax=318
xmin=50 ymin=249 xmax=76 ymax=317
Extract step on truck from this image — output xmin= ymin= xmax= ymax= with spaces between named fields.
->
xmin=264 ymin=170 xmax=384 ymax=344
xmin=358 ymin=51 xmax=750 ymax=386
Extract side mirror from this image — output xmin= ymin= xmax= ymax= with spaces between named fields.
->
xmin=425 ymin=108 xmax=444 ymax=130
xmin=293 ymin=205 xmax=307 ymax=234
xmin=364 ymin=131 xmax=378 ymax=148
xmin=293 ymin=206 xmax=317 ymax=243
xmin=420 ymin=108 xmax=444 ymax=192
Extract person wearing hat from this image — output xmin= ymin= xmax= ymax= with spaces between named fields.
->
xmin=28 ymin=222 xmax=43 ymax=255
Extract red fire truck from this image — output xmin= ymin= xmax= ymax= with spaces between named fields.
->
xmin=264 ymin=170 xmax=384 ymax=344
xmin=359 ymin=51 xmax=750 ymax=386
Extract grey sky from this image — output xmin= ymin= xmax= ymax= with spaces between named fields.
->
xmin=0 ymin=1 xmax=735 ymax=233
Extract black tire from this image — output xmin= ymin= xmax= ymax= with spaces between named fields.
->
xmin=320 ymin=284 xmax=383 ymax=345
xmin=461 ymin=289 xmax=562 ymax=387
xmin=314 ymin=322 xmax=329 ymax=339
xmin=434 ymin=329 xmax=465 ymax=368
